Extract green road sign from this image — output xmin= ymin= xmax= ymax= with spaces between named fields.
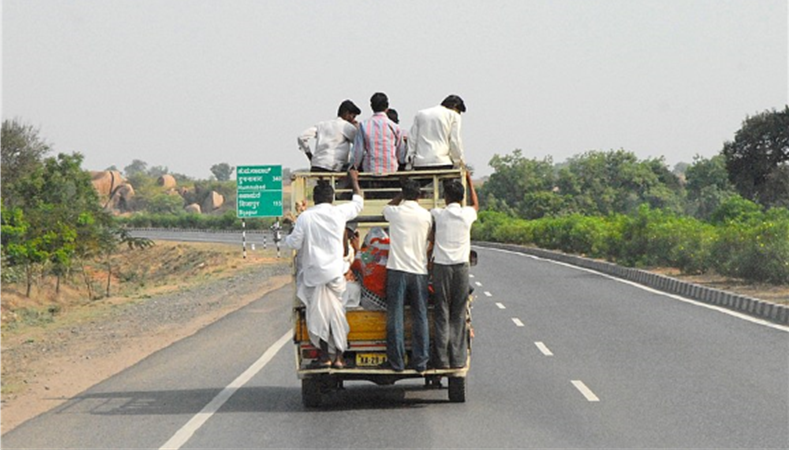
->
xmin=236 ymin=165 xmax=283 ymax=217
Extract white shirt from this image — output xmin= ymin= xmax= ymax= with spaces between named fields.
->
xmin=297 ymin=117 xmax=358 ymax=171
xmin=431 ymin=203 xmax=477 ymax=265
xmin=383 ymin=200 xmax=432 ymax=275
xmin=407 ymin=105 xmax=464 ymax=168
xmin=284 ymin=195 xmax=364 ymax=286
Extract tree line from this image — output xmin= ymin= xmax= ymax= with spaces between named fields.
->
xmin=0 ymin=120 xmax=276 ymax=298
xmin=477 ymin=106 xmax=789 ymax=284
xmin=3 ymin=106 xmax=786 ymax=297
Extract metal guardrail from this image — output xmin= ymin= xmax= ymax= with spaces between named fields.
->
xmin=126 ymin=227 xmax=269 ymax=234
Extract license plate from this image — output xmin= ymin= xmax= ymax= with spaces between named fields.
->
xmin=355 ymin=352 xmax=387 ymax=367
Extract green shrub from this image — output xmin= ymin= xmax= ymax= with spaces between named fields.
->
xmin=711 ymin=208 xmax=789 ymax=283
xmin=147 ymin=193 xmax=185 ymax=215
xmin=493 ymin=218 xmax=534 ymax=245
xmin=710 ymin=195 xmax=762 ymax=224
xmin=471 ymin=211 xmax=511 ymax=242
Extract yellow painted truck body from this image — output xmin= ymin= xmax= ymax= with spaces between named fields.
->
xmin=290 ymin=169 xmax=473 ymax=406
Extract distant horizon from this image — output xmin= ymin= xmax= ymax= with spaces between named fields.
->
xmin=4 ymin=1 xmax=786 ymax=180
xmin=82 ymin=145 xmax=705 ymax=182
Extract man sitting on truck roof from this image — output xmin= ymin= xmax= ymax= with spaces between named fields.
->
xmin=406 ymin=94 xmax=467 ymax=171
xmin=297 ymin=100 xmax=362 ymax=172
xmin=284 ymin=169 xmax=364 ymax=368
xmin=352 ymin=92 xmax=404 ymax=174
xmin=430 ymin=171 xmax=479 ymax=369
xmin=380 ymin=178 xmax=433 ymax=373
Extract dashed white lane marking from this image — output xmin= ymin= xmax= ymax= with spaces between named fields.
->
xmin=474 ymin=281 xmax=482 ymax=287
xmin=535 ymin=341 xmax=553 ymax=356
xmin=160 ymin=331 xmax=291 ymax=450
xmin=469 ymin=274 xmax=475 ymax=278
xmin=484 ymin=291 xmax=492 ymax=297
xmin=512 ymin=318 xmax=524 ymax=327
xmin=496 ymin=302 xmax=506 ymax=309
xmin=571 ymin=380 xmax=600 ymax=402
xmin=484 ymin=247 xmax=789 ymax=333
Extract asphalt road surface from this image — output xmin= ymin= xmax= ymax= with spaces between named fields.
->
xmin=129 ymin=228 xmax=275 ymax=247
xmin=3 ymin=245 xmax=787 ymax=448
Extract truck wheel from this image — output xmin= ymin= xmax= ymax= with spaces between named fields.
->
xmin=448 ymin=377 xmax=466 ymax=403
xmin=302 ymin=378 xmax=322 ymax=408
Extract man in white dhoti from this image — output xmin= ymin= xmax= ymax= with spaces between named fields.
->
xmin=285 ymin=169 xmax=363 ymax=368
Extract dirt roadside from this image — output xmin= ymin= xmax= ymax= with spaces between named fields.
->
xmin=1 ymin=242 xmax=292 ymax=434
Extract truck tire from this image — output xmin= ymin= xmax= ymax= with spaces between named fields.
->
xmin=448 ymin=377 xmax=466 ymax=403
xmin=302 ymin=378 xmax=322 ymax=408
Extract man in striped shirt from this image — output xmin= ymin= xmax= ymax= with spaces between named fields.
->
xmin=352 ymin=92 xmax=404 ymax=174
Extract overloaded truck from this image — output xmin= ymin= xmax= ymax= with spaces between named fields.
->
xmin=289 ymin=168 xmax=476 ymax=407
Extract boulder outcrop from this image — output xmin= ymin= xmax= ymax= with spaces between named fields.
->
xmin=91 ymin=170 xmax=135 ymax=212
xmin=110 ymin=184 xmax=135 ymax=211
xmin=157 ymin=174 xmax=177 ymax=189
xmin=91 ymin=170 xmax=125 ymax=198
xmin=202 ymin=191 xmax=224 ymax=212
xmin=184 ymin=203 xmax=201 ymax=214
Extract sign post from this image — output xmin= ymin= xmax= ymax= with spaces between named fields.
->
xmin=236 ymin=165 xmax=283 ymax=257
xmin=236 ymin=165 xmax=283 ymax=218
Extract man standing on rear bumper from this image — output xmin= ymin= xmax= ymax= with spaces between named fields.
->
xmin=382 ymin=179 xmax=432 ymax=372
xmin=285 ymin=170 xmax=364 ymax=368
xmin=430 ymin=171 xmax=478 ymax=368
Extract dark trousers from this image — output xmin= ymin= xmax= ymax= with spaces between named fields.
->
xmin=432 ymin=262 xmax=470 ymax=368
xmin=412 ymin=164 xmax=454 ymax=171
xmin=412 ymin=164 xmax=454 ymax=189
xmin=310 ymin=166 xmax=335 ymax=173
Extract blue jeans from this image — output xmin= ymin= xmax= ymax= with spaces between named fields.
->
xmin=385 ymin=269 xmax=429 ymax=371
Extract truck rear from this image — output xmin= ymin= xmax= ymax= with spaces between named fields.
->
xmin=289 ymin=168 xmax=474 ymax=406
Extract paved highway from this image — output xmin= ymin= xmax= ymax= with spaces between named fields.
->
xmin=129 ymin=228 xmax=274 ymax=246
xmin=3 ymin=245 xmax=787 ymax=448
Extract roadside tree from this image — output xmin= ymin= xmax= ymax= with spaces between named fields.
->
xmin=722 ymin=106 xmax=789 ymax=208
xmin=1 ymin=119 xmax=50 ymax=207
xmin=483 ymin=150 xmax=556 ymax=219
xmin=124 ymin=159 xmax=149 ymax=177
xmin=684 ymin=154 xmax=736 ymax=219
xmin=210 ymin=163 xmax=235 ymax=181
xmin=1 ymin=150 xmax=107 ymax=296
xmin=556 ymin=150 xmax=683 ymax=216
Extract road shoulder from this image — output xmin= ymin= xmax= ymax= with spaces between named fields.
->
xmin=1 ymin=263 xmax=291 ymax=434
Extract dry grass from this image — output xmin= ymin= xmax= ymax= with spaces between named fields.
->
xmin=1 ymin=241 xmax=275 ymax=335
xmin=0 ymin=240 xmax=290 ymax=433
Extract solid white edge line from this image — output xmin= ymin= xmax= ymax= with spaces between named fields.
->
xmin=160 ymin=331 xmax=292 ymax=450
xmin=535 ymin=341 xmax=554 ymax=356
xmin=571 ymin=380 xmax=600 ymax=402
xmin=512 ymin=318 xmax=524 ymax=327
xmin=484 ymin=291 xmax=492 ymax=297
xmin=483 ymin=247 xmax=789 ymax=333
xmin=496 ymin=302 xmax=506 ymax=309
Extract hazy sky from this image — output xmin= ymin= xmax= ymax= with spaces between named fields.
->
xmin=3 ymin=1 xmax=787 ymax=179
